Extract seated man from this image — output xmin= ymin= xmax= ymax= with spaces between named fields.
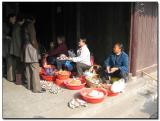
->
xmin=68 ymin=37 xmax=91 ymax=76
xmin=104 ymin=41 xmax=128 ymax=82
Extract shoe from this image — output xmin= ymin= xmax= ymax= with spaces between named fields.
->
xmin=33 ymin=88 xmax=46 ymax=93
xmin=41 ymin=88 xmax=46 ymax=92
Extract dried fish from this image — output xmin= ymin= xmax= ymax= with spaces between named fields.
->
xmin=40 ymin=80 xmax=63 ymax=94
xmin=68 ymin=98 xmax=88 ymax=109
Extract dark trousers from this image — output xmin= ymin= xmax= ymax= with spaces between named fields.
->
xmin=47 ymin=56 xmax=56 ymax=65
xmin=7 ymin=55 xmax=21 ymax=82
xmin=76 ymin=62 xmax=91 ymax=76
xmin=56 ymin=59 xmax=66 ymax=70
xmin=105 ymin=69 xmax=128 ymax=82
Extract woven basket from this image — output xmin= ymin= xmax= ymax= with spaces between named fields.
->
xmin=85 ymin=77 xmax=102 ymax=88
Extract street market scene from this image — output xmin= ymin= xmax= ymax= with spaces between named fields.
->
xmin=2 ymin=2 xmax=158 ymax=119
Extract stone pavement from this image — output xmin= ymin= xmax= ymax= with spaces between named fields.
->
xmin=2 ymin=73 xmax=158 ymax=118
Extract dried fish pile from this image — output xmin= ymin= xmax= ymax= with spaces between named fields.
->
xmin=40 ymin=80 xmax=63 ymax=94
xmin=68 ymin=98 xmax=88 ymax=109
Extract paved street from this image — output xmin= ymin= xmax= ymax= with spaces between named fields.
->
xmin=2 ymin=73 xmax=158 ymax=118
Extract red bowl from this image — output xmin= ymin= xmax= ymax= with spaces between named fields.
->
xmin=107 ymin=90 xmax=119 ymax=96
xmin=80 ymin=88 xmax=107 ymax=103
xmin=100 ymin=84 xmax=119 ymax=96
xmin=107 ymin=86 xmax=119 ymax=96
xmin=56 ymin=71 xmax=71 ymax=80
xmin=40 ymin=74 xmax=56 ymax=82
xmin=64 ymin=78 xmax=86 ymax=90
xmin=55 ymin=78 xmax=67 ymax=87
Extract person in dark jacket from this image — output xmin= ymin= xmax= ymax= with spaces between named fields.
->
xmin=104 ymin=41 xmax=128 ymax=82
xmin=3 ymin=13 xmax=16 ymax=77
xmin=45 ymin=36 xmax=68 ymax=68
xmin=4 ymin=13 xmax=17 ymax=81
xmin=48 ymin=36 xmax=68 ymax=57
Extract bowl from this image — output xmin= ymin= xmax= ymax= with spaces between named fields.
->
xmin=56 ymin=71 xmax=71 ymax=80
xmin=40 ymin=67 xmax=56 ymax=82
xmin=64 ymin=77 xmax=86 ymax=90
xmin=40 ymin=74 xmax=56 ymax=82
xmin=80 ymin=88 xmax=107 ymax=103
xmin=100 ymin=84 xmax=119 ymax=96
xmin=107 ymin=86 xmax=119 ymax=96
xmin=55 ymin=78 xmax=66 ymax=87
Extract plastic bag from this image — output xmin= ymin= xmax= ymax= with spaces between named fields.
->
xmin=111 ymin=78 xmax=125 ymax=93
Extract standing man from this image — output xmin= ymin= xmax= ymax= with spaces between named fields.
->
xmin=104 ymin=41 xmax=128 ymax=82
xmin=24 ymin=17 xmax=45 ymax=93
xmin=9 ymin=14 xmax=25 ymax=80
xmin=3 ymin=13 xmax=17 ymax=81
xmin=68 ymin=37 xmax=91 ymax=76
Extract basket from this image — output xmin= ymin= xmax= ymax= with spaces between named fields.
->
xmin=86 ymin=80 xmax=100 ymax=88
xmin=85 ymin=77 xmax=101 ymax=88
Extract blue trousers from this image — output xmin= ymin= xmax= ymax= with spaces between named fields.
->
xmin=56 ymin=59 xmax=66 ymax=70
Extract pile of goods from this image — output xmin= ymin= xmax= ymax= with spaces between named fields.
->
xmin=80 ymin=88 xmax=107 ymax=103
xmin=40 ymin=66 xmax=57 ymax=82
xmin=40 ymin=80 xmax=63 ymax=94
xmin=39 ymin=57 xmax=125 ymax=107
xmin=83 ymin=66 xmax=102 ymax=88
xmin=87 ymin=90 xmax=104 ymax=98
xmin=64 ymin=77 xmax=86 ymax=90
xmin=57 ymin=54 xmax=68 ymax=60
xmin=85 ymin=76 xmax=102 ymax=88
xmin=68 ymin=78 xmax=82 ymax=86
xmin=55 ymin=70 xmax=71 ymax=86
xmin=68 ymin=98 xmax=88 ymax=109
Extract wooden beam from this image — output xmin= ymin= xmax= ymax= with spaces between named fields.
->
xmin=142 ymin=71 xmax=157 ymax=81
xmin=76 ymin=3 xmax=80 ymax=41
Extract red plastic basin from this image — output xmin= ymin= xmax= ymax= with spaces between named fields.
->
xmin=80 ymin=88 xmax=107 ymax=103
xmin=107 ymin=85 xmax=119 ymax=96
xmin=56 ymin=71 xmax=71 ymax=80
xmin=64 ymin=78 xmax=86 ymax=90
xmin=40 ymin=74 xmax=56 ymax=82
xmin=55 ymin=78 xmax=67 ymax=87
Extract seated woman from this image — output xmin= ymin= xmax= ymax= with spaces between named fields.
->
xmin=104 ymin=41 xmax=128 ymax=82
xmin=45 ymin=36 xmax=68 ymax=66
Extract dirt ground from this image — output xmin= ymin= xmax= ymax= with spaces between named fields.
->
xmin=2 ymin=72 xmax=158 ymax=118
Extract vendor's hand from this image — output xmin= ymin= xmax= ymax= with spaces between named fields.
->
xmin=67 ymin=57 xmax=72 ymax=61
xmin=110 ymin=67 xmax=119 ymax=73
xmin=105 ymin=67 xmax=111 ymax=73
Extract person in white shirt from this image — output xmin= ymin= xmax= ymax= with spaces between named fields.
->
xmin=68 ymin=38 xmax=91 ymax=76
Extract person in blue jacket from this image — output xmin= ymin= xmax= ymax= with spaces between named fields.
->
xmin=104 ymin=41 xmax=128 ymax=82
